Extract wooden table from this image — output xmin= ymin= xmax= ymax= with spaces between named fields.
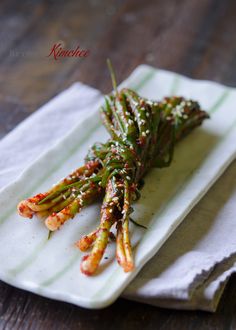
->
xmin=1 ymin=0 xmax=236 ymax=328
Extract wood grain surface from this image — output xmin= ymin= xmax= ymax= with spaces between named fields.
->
xmin=0 ymin=0 xmax=236 ymax=329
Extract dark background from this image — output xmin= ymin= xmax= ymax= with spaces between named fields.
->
xmin=1 ymin=0 xmax=236 ymax=329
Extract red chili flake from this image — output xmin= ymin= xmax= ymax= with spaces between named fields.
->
xmin=137 ymin=136 xmax=146 ymax=146
xmin=29 ymin=193 xmax=47 ymax=203
xmin=140 ymin=100 xmax=145 ymax=107
xmin=116 ymin=255 xmax=122 ymax=265
xmin=19 ymin=205 xmax=26 ymax=213
xmin=130 ymin=183 xmax=137 ymax=193
xmin=18 ymin=204 xmax=34 ymax=219
xmin=83 ymin=236 xmax=91 ymax=245
xmin=82 ymin=255 xmax=89 ymax=262
xmin=86 ymin=160 xmax=99 ymax=170
xmin=109 ymin=232 xmax=116 ymax=241
xmin=89 ymin=182 xmax=96 ymax=189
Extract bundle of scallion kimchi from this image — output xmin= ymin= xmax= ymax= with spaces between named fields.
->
xmin=18 ymin=63 xmax=209 ymax=275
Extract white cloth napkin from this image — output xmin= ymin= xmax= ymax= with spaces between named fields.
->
xmin=1 ymin=82 xmax=235 ymax=312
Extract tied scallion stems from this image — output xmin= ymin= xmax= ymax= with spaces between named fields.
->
xmin=17 ymin=61 xmax=209 ymax=275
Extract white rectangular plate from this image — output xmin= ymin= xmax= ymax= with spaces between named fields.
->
xmin=0 ymin=65 xmax=236 ymax=309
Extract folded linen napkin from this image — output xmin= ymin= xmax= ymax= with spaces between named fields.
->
xmin=0 ymin=80 xmax=235 ymax=312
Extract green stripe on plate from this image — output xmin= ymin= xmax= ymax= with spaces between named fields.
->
xmin=40 ymin=252 xmax=80 ymax=287
xmin=131 ymin=69 xmax=156 ymax=91
xmin=169 ymin=75 xmax=180 ymax=95
xmin=9 ymin=236 xmax=48 ymax=276
xmin=208 ymin=89 xmax=230 ymax=114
